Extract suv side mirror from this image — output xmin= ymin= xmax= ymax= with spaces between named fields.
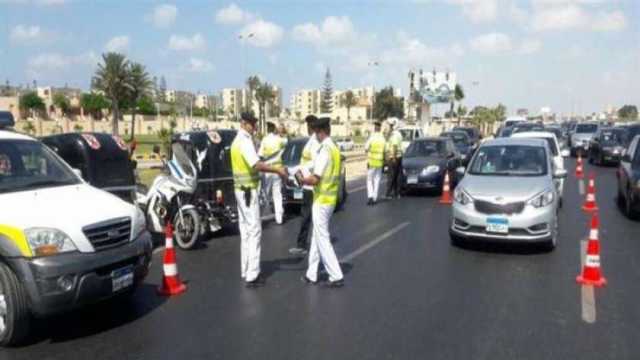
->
xmin=553 ymin=168 xmax=568 ymax=179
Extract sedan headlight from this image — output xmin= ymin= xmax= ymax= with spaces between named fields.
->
xmin=454 ymin=188 xmax=473 ymax=205
xmin=131 ymin=209 xmax=147 ymax=241
xmin=527 ymin=190 xmax=555 ymax=208
xmin=421 ymin=165 xmax=440 ymax=175
xmin=24 ymin=228 xmax=77 ymax=256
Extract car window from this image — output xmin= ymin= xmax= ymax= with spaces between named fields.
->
xmin=576 ymin=124 xmax=598 ymax=133
xmin=469 ymin=145 xmax=548 ymax=176
xmin=405 ymin=140 xmax=445 ymax=158
xmin=601 ymin=130 xmax=624 ymax=145
xmin=282 ymin=141 xmax=306 ymax=165
xmin=399 ymin=129 xmax=413 ymax=141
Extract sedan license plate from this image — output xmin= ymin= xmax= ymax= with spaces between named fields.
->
xmin=293 ymin=189 xmax=303 ymax=200
xmin=407 ymin=175 xmax=418 ymax=184
xmin=486 ymin=217 xmax=509 ymax=234
xmin=111 ymin=266 xmax=134 ymax=293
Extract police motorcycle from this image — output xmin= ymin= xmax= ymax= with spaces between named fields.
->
xmin=136 ymin=143 xmax=203 ymax=249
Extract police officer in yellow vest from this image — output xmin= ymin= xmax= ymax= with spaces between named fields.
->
xmin=231 ymin=112 xmax=288 ymax=287
xmin=365 ymin=121 xmax=386 ymax=205
xmin=259 ymin=122 xmax=287 ymax=224
xmin=385 ymin=118 xmax=403 ymax=199
xmin=296 ymin=117 xmax=344 ymax=288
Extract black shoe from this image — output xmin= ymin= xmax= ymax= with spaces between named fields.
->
xmin=289 ymin=247 xmax=308 ymax=255
xmin=366 ymin=198 xmax=372 ymax=206
xmin=301 ymin=275 xmax=317 ymax=285
xmin=323 ymin=279 xmax=344 ymax=288
xmin=245 ymin=276 xmax=265 ymax=288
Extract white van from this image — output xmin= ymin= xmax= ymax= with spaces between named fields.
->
xmin=0 ymin=113 xmax=152 ymax=346
xmin=397 ymin=126 xmax=424 ymax=153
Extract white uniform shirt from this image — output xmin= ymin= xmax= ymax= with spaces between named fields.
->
xmin=236 ymin=128 xmax=260 ymax=168
xmin=302 ymin=134 xmax=321 ymax=190
xmin=312 ymin=137 xmax=334 ymax=178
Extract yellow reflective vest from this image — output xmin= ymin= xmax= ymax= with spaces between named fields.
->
xmin=314 ymin=141 xmax=341 ymax=206
xmin=367 ymin=132 xmax=386 ymax=168
xmin=231 ymin=135 xmax=259 ymax=190
xmin=260 ymin=134 xmax=286 ymax=168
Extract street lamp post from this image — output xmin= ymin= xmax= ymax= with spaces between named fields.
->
xmin=368 ymin=61 xmax=379 ymax=122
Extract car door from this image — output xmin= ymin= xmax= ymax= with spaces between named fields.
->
xmin=619 ymin=136 xmax=638 ymax=198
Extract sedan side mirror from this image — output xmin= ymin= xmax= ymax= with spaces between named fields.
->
xmin=561 ymin=149 xmax=570 ymax=157
xmin=455 ymin=166 xmax=466 ymax=177
xmin=553 ymin=168 xmax=568 ymax=179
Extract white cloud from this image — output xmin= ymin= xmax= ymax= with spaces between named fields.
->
xmin=215 ymin=3 xmax=254 ymax=25
xmin=180 ymin=57 xmax=214 ymax=73
xmin=292 ymin=16 xmax=357 ymax=47
xmin=591 ymin=10 xmax=626 ymax=31
xmin=37 ymin=0 xmax=66 ymax=4
xmin=239 ymin=20 xmax=283 ymax=48
xmin=469 ymin=32 xmax=512 ymax=54
xmin=531 ymin=4 xmax=589 ymax=31
xmin=168 ymin=33 xmax=206 ymax=51
xmin=9 ymin=25 xmax=44 ymax=42
xmin=519 ymin=39 xmax=542 ymax=54
xmin=27 ymin=51 xmax=98 ymax=77
xmin=377 ymin=32 xmax=464 ymax=68
xmin=104 ymin=35 xmax=130 ymax=53
xmin=148 ymin=4 xmax=177 ymax=28
xmin=447 ymin=0 xmax=498 ymax=23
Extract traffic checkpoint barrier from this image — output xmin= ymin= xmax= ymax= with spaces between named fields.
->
xmin=577 ymin=213 xmax=607 ymax=287
xmin=439 ymin=171 xmax=453 ymax=205
xmin=575 ymin=154 xmax=584 ymax=179
xmin=582 ymin=174 xmax=599 ymax=213
xmin=157 ymin=223 xmax=187 ymax=296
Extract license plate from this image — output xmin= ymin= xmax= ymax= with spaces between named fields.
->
xmin=407 ymin=175 xmax=418 ymax=184
xmin=486 ymin=217 xmax=509 ymax=234
xmin=111 ymin=266 xmax=134 ymax=292
xmin=293 ymin=189 xmax=303 ymax=200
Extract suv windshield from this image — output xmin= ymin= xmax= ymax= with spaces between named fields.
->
xmin=469 ymin=144 xmax=548 ymax=176
xmin=442 ymin=132 xmax=468 ymax=144
xmin=0 ymin=139 xmax=81 ymax=194
xmin=576 ymin=124 xmax=598 ymax=133
xmin=405 ymin=140 xmax=445 ymax=158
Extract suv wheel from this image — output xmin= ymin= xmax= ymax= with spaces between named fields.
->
xmin=0 ymin=262 xmax=30 ymax=346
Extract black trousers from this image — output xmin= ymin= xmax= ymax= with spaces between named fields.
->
xmin=386 ymin=158 xmax=402 ymax=197
xmin=296 ymin=189 xmax=313 ymax=249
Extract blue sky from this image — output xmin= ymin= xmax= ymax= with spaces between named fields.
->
xmin=1 ymin=0 xmax=638 ymax=115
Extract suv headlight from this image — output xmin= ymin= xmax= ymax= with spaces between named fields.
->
xmin=24 ymin=228 xmax=77 ymax=256
xmin=527 ymin=190 xmax=555 ymax=208
xmin=131 ymin=209 xmax=147 ymax=241
xmin=421 ymin=165 xmax=440 ymax=175
xmin=454 ymin=188 xmax=473 ymax=205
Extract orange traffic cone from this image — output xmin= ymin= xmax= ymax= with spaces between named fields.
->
xmin=582 ymin=174 xmax=599 ymax=213
xmin=577 ymin=214 xmax=607 ymax=287
xmin=575 ymin=154 xmax=584 ymax=179
xmin=439 ymin=171 xmax=453 ymax=204
xmin=158 ymin=223 xmax=187 ymax=296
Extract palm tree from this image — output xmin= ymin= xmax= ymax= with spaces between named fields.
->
xmin=92 ymin=52 xmax=130 ymax=135
xmin=254 ymin=82 xmax=275 ymax=134
xmin=127 ymin=62 xmax=152 ymax=141
xmin=340 ymin=90 xmax=357 ymax=124
xmin=452 ymin=84 xmax=465 ymax=126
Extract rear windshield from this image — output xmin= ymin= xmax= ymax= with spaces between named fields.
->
xmin=282 ymin=140 xmax=306 ymax=165
xmin=405 ymin=140 xmax=445 ymax=158
xmin=469 ymin=145 xmax=548 ymax=176
xmin=576 ymin=124 xmax=598 ymax=133
xmin=601 ymin=130 xmax=625 ymax=145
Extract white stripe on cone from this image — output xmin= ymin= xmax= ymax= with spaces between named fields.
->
xmin=165 ymin=237 xmax=174 ymax=249
xmin=589 ymin=229 xmax=598 ymax=240
xmin=164 ymin=263 xmax=178 ymax=276
xmin=585 ymin=255 xmax=601 ymax=268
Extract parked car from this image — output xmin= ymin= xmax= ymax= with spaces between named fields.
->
xmin=280 ymin=137 xmax=347 ymax=212
xmin=400 ymin=137 xmax=463 ymax=194
xmin=440 ymin=130 xmax=474 ymax=164
xmin=0 ymin=112 xmax=152 ymax=346
xmin=335 ymin=137 xmax=355 ymax=152
xmin=588 ymin=127 xmax=627 ymax=166
xmin=449 ymin=137 xmax=566 ymax=250
xmin=397 ymin=126 xmax=424 ymax=153
xmin=570 ymin=122 xmax=599 ymax=156
xmin=511 ymin=131 xmax=569 ymax=204
xmin=617 ymin=135 xmax=640 ymax=219
xmin=452 ymin=127 xmax=481 ymax=147
xmin=41 ymin=133 xmax=137 ymax=203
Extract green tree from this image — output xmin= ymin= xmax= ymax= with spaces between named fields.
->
xmin=373 ymin=86 xmax=404 ymax=120
xmin=19 ymin=92 xmax=45 ymax=118
xmin=80 ymin=92 xmax=110 ymax=119
xmin=340 ymin=90 xmax=358 ymax=124
xmin=53 ymin=93 xmax=71 ymax=116
xmin=22 ymin=120 xmax=36 ymax=135
xmin=92 ymin=52 xmax=131 ymax=135
xmin=136 ymin=95 xmax=156 ymax=115
xmin=254 ymin=82 xmax=275 ymax=134
xmin=453 ymin=84 xmax=465 ymax=125
xmin=320 ymin=68 xmax=333 ymax=114
xmin=127 ymin=62 xmax=152 ymax=140
xmin=618 ymin=105 xmax=638 ymax=121
xmin=73 ymin=123 xmax=83 ymax=132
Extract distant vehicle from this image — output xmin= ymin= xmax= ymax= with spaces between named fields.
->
xmin=503 ymin=116 xmax=527 ymax=129
xmin=400 ymin=137 xmax=463 ymax=194
xmin=440 ymin=131 xmax=474 ymax=164
xmin=397 ymin=126 xmax=424 ymax=153
xmin=617 ymin=135 xmax=640 ymax=219
xmin=497 ymin=127 xmax=515 ymax=138
xmin=511 ymin=131 xmax=569 ymax=204
xmin=335 ymin=137 xmax=354 ymax=152
xmin=543 ymin=126 xmax=565 ymax=147
xmin=511 ymin=123 xmax=545 ymax=135
xmin=588 ymin=127 xmax=627 ymax=166
xmin=570 ymin=122 xmax=599 ymax=156
xmin=452 ymin=127 xmax=481 ymax=146
xmin=450 ymin=137 xmax=566 ymax=250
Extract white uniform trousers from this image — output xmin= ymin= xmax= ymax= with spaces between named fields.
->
xmin=262 ymin=173 xmax=284 ymax=224
xmin=235 ymin=189 xmax=261 ymax=282
xmin=367 ymin=167 xmax=383 ymax=201
xmin=306 ymin=203 xmax=344 ymax=282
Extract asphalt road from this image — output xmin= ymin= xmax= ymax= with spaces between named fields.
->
xmin=2 ymin=158 xmax=639 ymax=360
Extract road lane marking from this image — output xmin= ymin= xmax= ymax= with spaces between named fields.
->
xmin=579 ymin=180 xmax=585 ymax=195
xmin=340 ymin=222 xmax=410 ymax=263
xmin=580 ymin=239 xmax=597 ymax=324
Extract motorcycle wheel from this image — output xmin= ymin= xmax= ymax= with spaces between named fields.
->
xmin=173 ymin=208 xmax=201 ymax=250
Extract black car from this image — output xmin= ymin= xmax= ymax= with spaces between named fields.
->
xmin=41 ymin=132 xmax=137 ymax=203
xmin=623 ymin=124 xmax=640 ymax=147
xmin=400 ymin=137 xmax=462 ymax=194
xmin=617 ymin=135 xmax=640 ymax=219
xmin=588 ymin=127 xmax=627 ymax=166
xmin=452 ymin=127 xmax=481 ymax=146
xmin=280 ymin=137 xmax=347 ymax=212
xmin=440 ymin=130 xmax=473 ymax=165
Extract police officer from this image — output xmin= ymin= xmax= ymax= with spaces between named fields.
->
xmin=365 ymin=121 xmax=386 ymax=205
xmin=385 ymin=118 xmax=403 ymax=199
xmin=296 ymin=117 xmax=344 ymax=288
xmin=289 ymin=115 xmax=320 ymax=256
xmin=259 ymin=121 xmax=286 ymax=224
xmin=231 ymin=112 xmax=287 ymax=287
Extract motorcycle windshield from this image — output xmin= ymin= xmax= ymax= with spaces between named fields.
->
xmin=171 ymin=143 xmax=196 ymax=179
